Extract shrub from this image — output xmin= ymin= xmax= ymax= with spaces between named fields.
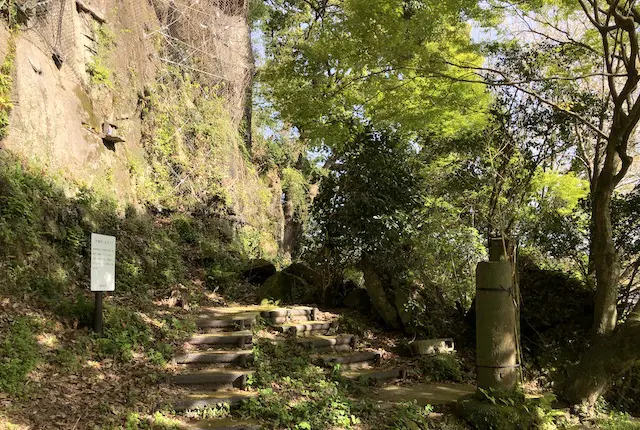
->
xmin=239 ymin=339 xmax=363 ymax=429
xmin=419 ymin=354 xmax=463 ymax=383
xmin=0 ymin=317 xmax=40 ymax=396
xmin=606 ymin=363 xmax=640 ymax=417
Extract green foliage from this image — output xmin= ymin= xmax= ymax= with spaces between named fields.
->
xmin=307 ymin=127 xmax=424 ymax=272
xmin=0 ymin=0 xmax=18 ymax=28
xmin=239 ymin=339 xmax=365 ymax=429
xmin=87 ymin=24 xmax=115 ymax=87
xmin=87 ymin=57 xmax=113 ymax=87
xmin=388 ymin=401 xmax=433 ymax=430
xmin=596 ymin=413 xmax=640 ymax=430
xmin=419 ymin=354 xmax=463 ymax=383
xmin=0 ymin=316 xmax=40 ymax=396
xmin=0 ymin=29 xmax=15 ymax=140
xmin=605 ymin=363 xmax=640 ymax=417
xmin=185 ymin=404 xmax=231 ymax=420
xmin=282 ymin=167 xmax=310 ymax=222
xmin=96 ymin=306 xmax=155 ymax=362
xmin=139 ymin=67 xmax=233 ymax=212
xmin=124 ymin=412 xmax=183 ymax=430
xmin=457 ymin=391 xmax=563 ymax=430
xmin=257 ymin=0 xmax=492 ymax=149
xmin=517 ymin=256 xmax=592 ymax=388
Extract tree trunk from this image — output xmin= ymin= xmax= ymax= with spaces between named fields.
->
xmin=563 ymin=300 xmax=640 ymax=408
xmin=591 ymin=133 xmax=622 ymax=336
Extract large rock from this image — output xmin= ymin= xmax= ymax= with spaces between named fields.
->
xmin=394 ymin=287 xmax=415 ymax=334
xmin=283 ymin=262 xmax=323 ymax=288
xmin=343 ymin=287 xmax=372 ymax=312
xmin=360 ymin=260 xmax=401 ymax=329
xmin=241 ymin=259 xmax=276 ymax=284
xmin=258 ymin=272 xmax=315 ymax=304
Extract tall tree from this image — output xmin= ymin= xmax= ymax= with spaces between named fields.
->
xmin=254 ymin=0 xmax=493 ymax=149
xmin=470 ymin=1 xmax=640 ymax=407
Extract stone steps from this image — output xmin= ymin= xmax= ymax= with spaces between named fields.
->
xmin=186 ymin=331 xmax=252 ymax=348
xmin=187 ymin=419 xmax=261 ymax=430
xmin=315 ymin=351 xmax=382 ymax=369
xmin=195 ymin=313 xmax=257 ymax=330
xmin=297 ymin=334 xmax=357 ymax=351
xmin=261 ymin=307 xmax=318 ymax=324
xmin=273 ymin=320 xmax=338 ymax=335
xmin=343 ymin=367 xmax=406 ymax=384
xmin=173 ymin=390 xmax=258 ymax=411
xmin=371 ymin=382 xmax=476 ymax=407
xmin=171 ymin=369 xmax=253 ymax=389
xmin=174 ymin=350 xmax=253 ymax=365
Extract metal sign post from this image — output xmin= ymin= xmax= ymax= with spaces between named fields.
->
xmin=93 ymin=291 xmax=104 ymax=335
xmin=91 ymin=233 xmax=116 ymax=336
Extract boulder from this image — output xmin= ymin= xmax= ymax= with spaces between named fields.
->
xmin=342 ymin=287 xmax=372 ymax=312
xmin=360 ymin=261 xmax=401 ymax=329
xmin=283 ymin=262 xmax=323 ymax=288
xmin=241 ymin=259 xmax=276 ymax=284
xmin=394 ymin=287 xmax=415 ymax=334
xmin=258 ymin=272 xmax=315 ymax=304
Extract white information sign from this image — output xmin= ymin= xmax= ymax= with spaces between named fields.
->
xmin=91 ymin=233 xmax=116 ymax=292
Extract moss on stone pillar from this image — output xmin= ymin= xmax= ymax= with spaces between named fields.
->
xmin=476 ymin=261 xmax=518 ymax=391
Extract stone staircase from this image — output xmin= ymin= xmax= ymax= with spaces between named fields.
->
xmin=165 ymin=304 xmax=413 ymax=429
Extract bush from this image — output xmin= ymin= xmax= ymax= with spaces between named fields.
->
xmin=606 ymin=363 xmax=640 ymax=417
xmin=238 ymin=339 xmax=363 ymax=429
xmin=419 ymin=354 xmax=463 ymax=383
xmin=95 ymin=305 xmax=176 ymax=364
xmin=0 ymin=317 xmax=40 ymax=396
xmin=456 ymin=391 xmax=563 ymax=430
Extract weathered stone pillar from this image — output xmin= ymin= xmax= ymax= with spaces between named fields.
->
xmin=475 ymin=260 xmax=519 ymax=391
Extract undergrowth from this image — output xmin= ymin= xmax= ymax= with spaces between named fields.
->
xmin=239 ymin=339 xmax=364 ymax=429
xmin=0 ymin=316 xmax=40 ymax=396
xmin=0 ymin=153 xmax=253 ymax=398
xmin=234 ymin=338 xmax=463 ymax=429
xmin=0 ymin=28 xmax=16 ymax=139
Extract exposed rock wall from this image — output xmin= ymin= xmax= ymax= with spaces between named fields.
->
xmin=0 ymin=0 xmax=283 ymax=254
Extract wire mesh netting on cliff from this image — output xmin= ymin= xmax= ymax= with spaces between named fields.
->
xmin=148 ymin=0 xmax=253 ymax=123
xmin=18 ymin=0 xmax=252 ymax=123
xmin=19 ymin=0 xmax=78 ymax=69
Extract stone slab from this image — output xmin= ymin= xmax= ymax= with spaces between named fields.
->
xmin=187 ymin=332 xmax=252 ymax=347
xmin=175 ymin=350 xmax=253 ymax=365
xmin=343 ymin=367 xmax=405 ymax=383
xmin=172 ymin=369 xmax=253 ymax=387
xmin=372 ymin=382 xmax=476 ymax=407
xmin=173 ymin=390 xmax=257 ymax=411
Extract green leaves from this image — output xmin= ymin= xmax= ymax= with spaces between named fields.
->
xmin=256 ymin=0 xmax=491 ymax=149
xmin=0 ymin=317 xmax=40 ymax=396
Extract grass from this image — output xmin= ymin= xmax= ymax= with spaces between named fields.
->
xmin=0 ymin=316 xmax=40 ymax=396
xmin=0 ymin=29 xmax=16 ymax=140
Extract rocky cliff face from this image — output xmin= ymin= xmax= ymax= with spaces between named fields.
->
xmin=0 ymin=0 xmax=283 ymax=255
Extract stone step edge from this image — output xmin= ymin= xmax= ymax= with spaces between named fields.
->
xmin=171 ymin=371 xmax=253 ymax=387
xmin=196 ymin=315 xmax=257 ymax=329
xmin=186 ymin=332 xmax=253 ymax=346
xmin=297 ymin=335 xmax=358 ymax=348
xmin=273 ymin=321 xmax=338 ymax=334
xmin=343 ymin=367 xmax=407 ymax=383
xmin=261 ymin=307 xmax=319 ymax=320
xmin=172 ymin=392 xmax=258 ymax=411
xmin=174 ymin=350 xmax=254 ymax=365
xmin=188 ymin=422 xmax=260 ymax=430
xmin=314 ymin=351 xmax=382 ymax=366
